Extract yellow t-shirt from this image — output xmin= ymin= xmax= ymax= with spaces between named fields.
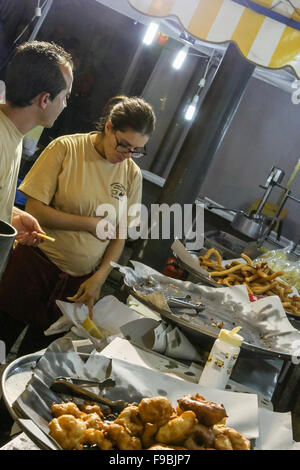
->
xmin=0 ymin=109 xmax=23 ymax=223
xmin=19 ymin=132 xmax=143 ymax=276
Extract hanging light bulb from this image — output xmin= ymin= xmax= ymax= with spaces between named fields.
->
xmin=173 ymin=44 xmax=189 ymax=70
xmin=185 ymin=94 xmax=199 ymax=121
xmin=143 ymin=22 xmax=159 ymax=45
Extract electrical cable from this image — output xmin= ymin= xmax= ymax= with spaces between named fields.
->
xmin=0 ymin=0 xmax=47 ymax=73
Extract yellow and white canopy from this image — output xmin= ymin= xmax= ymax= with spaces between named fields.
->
xmin=128 ymin=0 xmax=300 ymax=78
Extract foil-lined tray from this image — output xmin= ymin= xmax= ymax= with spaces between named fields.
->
xmin=113 ymin=261 xmax=300 ymax=360
xmin=3 ymin=338 xmax=259 ymax=450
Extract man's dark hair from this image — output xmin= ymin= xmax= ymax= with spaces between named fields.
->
xmin=5 ymin=41 xmax=73 ymax=107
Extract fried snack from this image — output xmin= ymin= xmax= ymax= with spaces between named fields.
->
xmin=138 ymin=396 xmax=173 ymax=427
xmin=184 ymin=423 xmax=215 ymax=449
xmin=213 ymin=424 xmax=251 ymax=450
xmin=155 ymin=410 xmax=196 ymax=445
xmin=48 ymin=396 xmax=250 ymax=451
xmin=114 ymin=404 xmax=144 ymax=436
xmin=51 ymin=402 xmax=84 ymax=419
xmin=78 ymin=401 xmax=104 ymax=419
xmin=141 ymin=422 xmax=159 ymax=449
xmin=83 ymin=428 xmax=113 ymax=450
xmin=198 ymin=248 xmax=300 ymax=316
xmin=81 ymin=412 xmax=104 ymax=430
xmin=177 ymin=394 xmax=227 ymax=427
xmin=49 ymin=415 xmax=87 ymax=450
xmin=105 ymin=423 xmax=142 ymax=450
xmin=147 ymin=444 xmax=188 ymax=450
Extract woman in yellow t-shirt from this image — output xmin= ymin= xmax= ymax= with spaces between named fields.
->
xmin=0 ymin=95 xmax=156 ymax=357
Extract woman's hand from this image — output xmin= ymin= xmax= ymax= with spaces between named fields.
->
xmin=90 ymin=216 xmax=116 ymax=241
xmin=70 ymin=274 xmax=104 ymax=319
xmin=12 ymin=209 xmax=46 ymax=246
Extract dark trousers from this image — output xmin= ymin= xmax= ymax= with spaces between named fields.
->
xmin=0 ymin=244 xmax=92 ymax=438
xmin=0 ymin=312 xmax=65 ymax=438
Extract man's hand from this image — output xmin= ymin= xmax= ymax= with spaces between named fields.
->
xmin=12 ymin=208 xmax=45 ymax=246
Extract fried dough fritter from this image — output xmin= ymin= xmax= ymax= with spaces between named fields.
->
xmin=141 ymin=422 xmax=159 ymax=449
xmin=213 ymin=424 xmax=251 ymax=450
xmin=138 ymin=396 xmax=173 ymax=427
xmin=81 ymin=412 xmax=104 ymax=430
xmin=155 ymin=410 xmax=196 ymax=445
xmin=78 ymin=401 xmax=104 ymax=419
xmin=49 ymin=414 xmax=87 ymax=450
xmin=184 ymin=423 xmax=215 ymax=449
xmin=177 ymin=393 xmax=227 ymax=427
xmin=51 ymin=402 xmax=84 ymax=419
xmin=147 ymin=443 xmax=188 ymax=450
xmin=114 ymin=404 xmax=144 ymax=436
xmin=105 ymin=423 xmax=142 ymax=450
xmin=83 ymin=428 xmax=113 ymax=450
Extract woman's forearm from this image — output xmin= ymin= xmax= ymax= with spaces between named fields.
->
xmin=94 ymin=237 xmax=126 ymax=283
xmin=25 ymin=197 xmax=97 ymax=234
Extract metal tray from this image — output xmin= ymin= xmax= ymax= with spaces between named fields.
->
xmin=1 ymin=352 xmax=42 ymax=421
xmin=176 ymin=248 xmax=300 ymax=324
xmin=204 ymin=230 xmax=249 ymax=260
xmin=176 ymin=256 xmax=223 ymax=288
xmin=127 ymin=287 xmax=295 ymax=361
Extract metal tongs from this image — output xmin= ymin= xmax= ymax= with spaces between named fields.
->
xmin=50 ymin=377 xmax=127 ymax=412
xmin=167 ymin=295 xmax=205 ymax=315
xmin=54 ymin=376 xmax=115 ymax=388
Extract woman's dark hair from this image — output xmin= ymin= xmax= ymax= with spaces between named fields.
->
xmin=96 ymin=95 xmax=156 ymax=136
xmin=5 ymin=41 xmax=73 ymax=107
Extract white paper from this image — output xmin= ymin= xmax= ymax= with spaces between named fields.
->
xmin=171 ymin=239 xmax=212 ymax=277
xmin=53 ymin=295 xmax=141 ymax=348
xmin=126 ymin=294 xmax=161 ymax=321
xmin=255 ymin=408 xmax=295 ymax=450
xmin=165 ymin=326 xmax=203 ymax=362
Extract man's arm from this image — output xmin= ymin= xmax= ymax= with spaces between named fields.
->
xmin=12 ymin=206 xmax=45 ymax=246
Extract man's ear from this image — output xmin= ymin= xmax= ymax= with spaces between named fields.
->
xmin=105 ymin=120 xmax=112 ymax=134
xmin=38 ymin=92 xmax=51 ymax=109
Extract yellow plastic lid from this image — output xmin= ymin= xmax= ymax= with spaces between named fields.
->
xmin=218 ymin=326 xmax=243 ymax=347
xmin=81 ymin=317 xmax=104 ymax=340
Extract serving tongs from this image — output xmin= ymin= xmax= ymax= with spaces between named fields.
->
xmin=167 ymin=295 xmax=205 ymax=315
xmin=55 ymin=376 xmax=115 ymax=388
xmin=50 ymin=378 xmax=127 ymax=412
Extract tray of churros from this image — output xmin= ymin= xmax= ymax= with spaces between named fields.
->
xmin=172 ymin=240 xmax=300 ymax=320
xmin=197 ymin=249 xmax=300 ymax=320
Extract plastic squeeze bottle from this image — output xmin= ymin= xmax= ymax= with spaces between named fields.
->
xmin=198 ymin=327 xmax=243 ymax=390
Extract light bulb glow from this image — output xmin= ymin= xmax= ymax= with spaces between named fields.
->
xmin=173 ymin=45 xmax=189 ymax=70
xmin=185 ymin=104 xmax=196 ymax=121
xmin=143 ymin=22 xmax=159 ymax=45
xmin=184 ymin=95 xmax=199 ymax=121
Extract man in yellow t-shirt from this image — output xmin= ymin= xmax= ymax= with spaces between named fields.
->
xmin=0 ymin=41 xmax=73 ymax=242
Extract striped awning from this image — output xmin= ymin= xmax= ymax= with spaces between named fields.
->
xmin=128 ymin=0 xmax=300 ymax=78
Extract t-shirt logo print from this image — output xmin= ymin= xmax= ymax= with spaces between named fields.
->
xmin=110 ymin=183 xmax=127 ymax=200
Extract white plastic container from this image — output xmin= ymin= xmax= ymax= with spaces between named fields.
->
xmin=198 ymin=327 xmax=243 ymax=390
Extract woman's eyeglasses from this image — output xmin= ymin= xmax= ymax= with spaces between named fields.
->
xmin=114 ymin=132 xmax=147 ymax=159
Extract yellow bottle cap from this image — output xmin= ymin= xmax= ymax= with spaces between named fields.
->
xmin=81 ymin=317 xmax=104 ymax=339
xmin=218 ymin=326 xmax=243 ymax=347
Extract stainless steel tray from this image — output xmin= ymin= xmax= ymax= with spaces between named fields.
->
xmin=176 ymin=256 xmax=222 ymax=288
xmin=1 ymin=352 xmax=42 ymax=421
xmin=127 ymin=287 xmax=295 ymax=361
